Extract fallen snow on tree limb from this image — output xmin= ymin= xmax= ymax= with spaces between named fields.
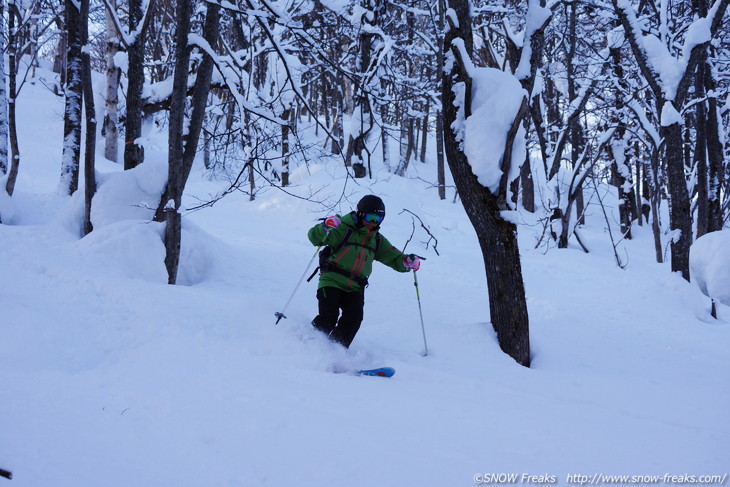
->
xmin=454 ymin=67 xmax=527 ymax=193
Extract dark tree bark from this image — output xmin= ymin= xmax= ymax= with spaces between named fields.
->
xmin=520 ymin=145 xmax=535 ymax=213
xmin=61 ymin=0 xmax=83 ymax=195
xmin=705 ymin=93 xmax=724 ymax=233
xmin=346 ymin=0 xmax=383 ymax=178
xmin=443 ymin=0 xmax=530 ymax=367
xmin=155 ymin=0 xmax=220 ymax=284
xmin=123 ymin=0 xmax=150 ymax=170
xmin=379 ymin=79 xmax=391 ymax=169
xmin=157 ymin=0 xmax=193 ymax=284
xmin=419 ymin=100 xmax=429 ymax=163
xmin=662 ymin=122 xmax=692 ymax=278
xmin=612 ymin=0 xmax=729 ymax=280
xmin=52 ymin=15 xmax=68 ymax=88
xmin=436 ymin=112 xmax=446 ymax=200
xmin=435 ymin=0 xmax=446 ymax=200
xmin=566 ymin=1 xmax=584 ymax=225
xmin=704 ymin=56 xmax=724 ymax=233
xmin=80 ymin=0 xmax=96 ymax=235
xmin=647 ymin=149 xmax=664 ymax=263
xmin=694 ymin=61 xmax=709 ymax=238
xmin=281 ymin=107 xmax=292 ymax=187
xmin=607 ymin=29 xmax=635 ymax=241
xmin=0 ymin=0 xmax=7 ymax=180
xmin=5 ymin=1 xmax=20 ymax=197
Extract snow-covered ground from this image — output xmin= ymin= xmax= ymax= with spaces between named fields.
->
xmin=1 ymin=72 xmax=729 ymax=487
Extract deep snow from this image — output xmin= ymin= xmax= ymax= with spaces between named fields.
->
xmin=0 ymin=70 xmax=729 ymax=487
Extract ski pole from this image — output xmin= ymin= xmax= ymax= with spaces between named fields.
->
xmin=275 ymin=245 xmax=321 ymax=324
xmin=410 ymin=255 xmax=429 ymax=356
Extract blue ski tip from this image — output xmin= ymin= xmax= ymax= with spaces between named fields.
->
xmin=356 ymin=367 xmax=395 ymax=378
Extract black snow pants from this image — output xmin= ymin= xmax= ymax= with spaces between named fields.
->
xmin=312 ymin=287 xmax=364 ymax=348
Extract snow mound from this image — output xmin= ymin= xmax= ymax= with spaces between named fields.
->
xmin=91 ymin=160 xmax=168 ymax=227
xmin=76 ymin=219 xmax=168 ymax=282
xmin=73 ymin=160 xmax=238 ymax=285
xmin=690 ymin=230 xmax=730 ymax=306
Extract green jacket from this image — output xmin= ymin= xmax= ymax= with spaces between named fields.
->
xmin=308 ymin=211 xmax=409 ymax=292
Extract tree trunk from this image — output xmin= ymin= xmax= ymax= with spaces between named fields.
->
xmin=436 ymin=0 xmax=446 ymax=200
xmin=662 ymin=121 xmax=692 ymax=280
xmin=612 ymin=0 xmax=729 ymax=280
xmin=397 ymin=117 xmax=415 ymax=176
xmin=704 ymin=63 xmax=724 ymax=233
xmin=157 ymin=0 xmax=220 ymax=284
xmin=332 ymin=76 xmax=345 ymax=155
xmin=281 ymin=107 xmax=291 ymax=187
xmin=160 ymin=0 xmax=192 ymax=283
xmin=635 ymin=151 xmax=644 ymax=226
xmin=379 ymin=80 xmax=391 ymax=171
xmin=520 ymin=147 xmax=534 ymax=213
xmin=607 ymin=26 xmax=633 ymax=240
xmin=61 ymin=0 xmax=83 ymax=195
xmin=436 ymin=111 xmax=446 ymax=200
xmin=443 ymin=0 xmax=530 ymax=367
xmin=124 ymin=0 xmax=147 ymax=170
xmin=348 ymin=0 xmax=382 ymax=178
xmin=646 ymin=150 xmax=663 ymax=263
xmin=53 ymin=15 xmax=68 ymax=88
xmin=0 ymin=0 xmax=8 ymax=177
xmin=80 ymin=0 xmax=96 ymax=235
xmin=694 ymin=64 xmax=709 ymax=238
xmin=419 ymin=101 xmax=429 ymax=163
xmin=5 ymin=0 xmax=19 ymax=197
xmin=103 ymin=0 xmax=120 ymax=163
xmin=566 ymin=4 xmax=583 ymax=224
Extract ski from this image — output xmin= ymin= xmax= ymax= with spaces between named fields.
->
xmin=355 ymin=367 xmax=395 ymax=378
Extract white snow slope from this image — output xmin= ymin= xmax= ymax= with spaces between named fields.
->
xmin=1 ymin=73 xmax=729 ymax=487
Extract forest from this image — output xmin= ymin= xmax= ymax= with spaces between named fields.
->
xmin=0 ymin=0 xmax=729 ymax=482
xmin=0 ymin=0 xmax=727 ymax=365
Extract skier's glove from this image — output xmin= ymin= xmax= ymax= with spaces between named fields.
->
xmin=323 ymin=215 xmax=341 ymax=231
xmin=403 ymin=254 xmax=421 ymax=271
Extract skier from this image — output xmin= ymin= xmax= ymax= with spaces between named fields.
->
xmin=307 ymin=195 xmax=422 ymax=348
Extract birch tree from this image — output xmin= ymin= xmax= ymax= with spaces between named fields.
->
xmin=0 ymin=0 xmax=8 ymax=180
xmin=60 ymin=0 xmax=83 ymax=195
xmin=103 ymin=0 xmax=120 ymax=163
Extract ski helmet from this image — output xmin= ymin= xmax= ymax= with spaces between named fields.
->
xmin=357 ymin=195 xmax=385 ymax=222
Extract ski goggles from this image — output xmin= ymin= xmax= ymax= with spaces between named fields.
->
xmin=363 ymin=212 xmax=384 ymax=224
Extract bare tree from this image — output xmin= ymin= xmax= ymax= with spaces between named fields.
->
xmin=155 ymin=0 xmax=220 ymax=284
xmin=442 ymin=0 xmax=532 ymax=367
xmin=0 ymin=0 xmax=8 ymax=180
xmin=123 ymin=0 xmax=155 ymax=170
xmin=612 ymin=0 xmax=729 ymax=280
xmin=60 ymin=0 xmax=83 ymax=195
xmin=4 ymin=0 xmax=20 ymax=198
xmin=103 ymin=0 xmax=120 ymax=163
xmin=344 ymin=0 xmax=383 ymax=178
xmin=81 ymin=0 xmax=96 ymax=235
